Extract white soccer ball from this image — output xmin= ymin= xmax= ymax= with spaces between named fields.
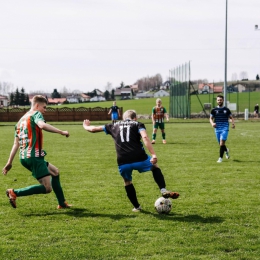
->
xmin=154 ymin=197 xmax=172 ymax=214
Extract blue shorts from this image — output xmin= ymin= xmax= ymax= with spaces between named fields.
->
xmin=215 ymin=129 xmax=229 ymax=143
xmin=111 ymin=112 xmax=118 ymax=120
xmin=118 ymin=156 xmax=152 ymax=181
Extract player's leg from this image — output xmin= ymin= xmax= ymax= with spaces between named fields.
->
xmin=152 ymin=123 xmax=158 ymax=143
xmin=134 ymin=157 xmax=179 ymax=200
xmin=119 ymin=164 xmax=141 ymax=211
xmin=160 ymin=123 xmax=166 ymax=143
xmin=6 ymin=158 xmax=48 ymax=208
xmin=220 ymin=131 xmax=230 ymax=159
xmin=48 ymin=162 xmax=71 ymax=208
xmin=151 ymin=165 xmax=179 ymax=199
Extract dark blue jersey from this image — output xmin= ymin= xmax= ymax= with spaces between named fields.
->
xmin=103 ymin=119 xmax=148 ymax=165
xmin=110 ymin=105 xmax=119 ymax=113
xmin=210 ymin=106 xmax=232 ymax=131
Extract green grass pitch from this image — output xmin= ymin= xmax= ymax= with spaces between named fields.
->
xmin=0 ymin=119 xmax=260 ymax=259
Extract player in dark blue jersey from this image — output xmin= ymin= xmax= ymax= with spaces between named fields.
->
xmin=210 ymin=95 xmax=235 ymax=163
xmin=83 ymin=110 xmax=179 ymax=212
xmin=108 ymin=101 xmax=120 ymax=123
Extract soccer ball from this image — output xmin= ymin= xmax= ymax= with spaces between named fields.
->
xmin=154 ymin=197 xmax=172 ymax=214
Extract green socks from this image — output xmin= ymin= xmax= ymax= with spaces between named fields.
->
xmin=14 ymin=185 xmax=46 ymax=197
xmin=51 ymin=175 xmax=66 ymax=206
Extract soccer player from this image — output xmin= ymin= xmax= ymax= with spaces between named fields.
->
xmin=254 ymin=103 xmax=259 ymax=118
xmin=151 ymin=98 xmax=169 ymax=144
xmin=2 ymin=95 xmax=71 ymax=209
xmin=108 ymin=101 xmax=120 ymax=123
xmin=209 ymin=95 xmax=235 ymax=163
xmin=83 ymin=109 xmax=179 ymax=212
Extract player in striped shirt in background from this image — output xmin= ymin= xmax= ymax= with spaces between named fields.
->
xmin=2 ymin=95 xmax=72 ymax=209
xmin=151 ymin=98 xmax=169 ymax=144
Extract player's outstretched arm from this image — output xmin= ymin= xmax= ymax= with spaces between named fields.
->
xmin=37 ymin=121 xmax=69 ymax=137
xmin=2 ymin=137 xmax=19 ymax=175
xmin=83 ymin=119 xmax=103 ymax=133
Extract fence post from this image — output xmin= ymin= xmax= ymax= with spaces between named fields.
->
xmin=245 ymin=109 xmax=248 ymax=120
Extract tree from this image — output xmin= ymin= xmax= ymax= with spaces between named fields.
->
xmin=111 ymin=89 xmax=115 ymax=100
xmin=14 ymin=88 xmax=20 ymax=105
xmin=239 ymin=71 xmax=248 ymax=80
xmin=20 ymin=88 xmax=25 ymax=106
xmin=51 ymin=89 xmax=61 ymax=98
xmin=104 ymin=90 xmax=110 ymax=100
xmin=105 ymin=82 xmax=112 ymax=92
xmin=120 ymin=82 xmax=125 ymax=89
xmin=232 ymin=73 xmax=238 ymax=81
xmin=256 ymin=74 xmax=259 ymax=80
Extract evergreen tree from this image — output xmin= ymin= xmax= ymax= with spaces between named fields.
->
xmin=20 ymin=88 xmax=25 ymax=106
xmin=111 ymin=89 xmax=115 ymax=100
xmin=14 ymin=88 xmax=20 ymax=105
xmin=51 ymin=89 xmax=61 ymax=98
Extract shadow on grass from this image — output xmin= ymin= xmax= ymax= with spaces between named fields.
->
xmin=232 ymin=159 xmax=260 ymax=163
xmin=21 ymin=208 xmax=137 ymax=220
xmin=140 ymin=210 xmax=224 ymax=223
xmin=21 ymin=208 xmax=224 ymax=223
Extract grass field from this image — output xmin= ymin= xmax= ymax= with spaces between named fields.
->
xmin=0 ymin=118 xmax=260 ymax=259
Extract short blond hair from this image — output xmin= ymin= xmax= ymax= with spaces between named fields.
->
xmin=123 ymin=110 xmax=137 ymax=120
xmin=32 ymin=95 xmax=48 ymax=106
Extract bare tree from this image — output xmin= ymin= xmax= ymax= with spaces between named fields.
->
xmin=239 ymin=71 xmax=248 ymax=80
xmin=105 ymin=82 xmax=112 ymax=92
xmin=231 ymin=73 xmax=238 ymax=81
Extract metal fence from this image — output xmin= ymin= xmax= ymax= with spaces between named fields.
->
xmin=169 ymin=62 xmax=191 ymax=118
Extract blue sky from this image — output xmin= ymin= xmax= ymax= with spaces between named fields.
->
xmin=0 ymin=0 xmax=260 ymax=93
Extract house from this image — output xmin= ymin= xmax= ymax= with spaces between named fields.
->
xmin=154 ymin=90 xmax=170 ymax=97
xmin=66 ymin=95 xmax=79 ymax=103
xmin=80 ymin=93 xmax=91 ymax=102
xmin=90 ymin=96 xmax=106 ymax=102
xmin=47 ymin=98 xmax=67 ymax=105
xmin=198 ymin=83 xmax=223 ymax=94
xmin=136 ymin=91 xmax=154 ymax=98
xmin=130 ymin=84 xmax=139 ymax=93
xmin=114 ymin=88 xmax=132 ymax=100
xmin=0 ymin=95 xmax=8 ymax=107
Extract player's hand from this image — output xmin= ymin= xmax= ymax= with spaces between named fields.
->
xmin=2 ymin=163 xmax=12 ymax=175
xmin=212 ymin=123 xmax=216 ymax=128
xmin=150 ymin=156 xmax=157 ymax=165
xmin=61 ymin=131 xmax=70 ymax=137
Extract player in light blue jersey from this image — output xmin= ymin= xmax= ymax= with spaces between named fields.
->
xmin=210 ymin=95 xmax=235 ymax=163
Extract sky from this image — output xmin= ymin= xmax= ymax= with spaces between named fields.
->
xmin=0 ymin=0 xmax=260 ymax=94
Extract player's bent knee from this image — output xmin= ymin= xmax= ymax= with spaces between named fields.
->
xmin=45 ymin=187 xmax=52 ymax=193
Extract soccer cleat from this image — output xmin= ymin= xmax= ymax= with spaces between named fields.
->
xmin=162 ymin=191 xmax=179 ymax=199
xmin=132 ymin=206 xmax=142 ymax=212
xmin=151 ymin=140 xmax=156 ymax=144
xmin=57 ymin=201 xmax=72 ymax=209
xmin=162 ymin=140 xmax=167 ymax=144
xmin=6 ymin=189 xmax=17 ymax=208
xmin=217 ymin=158 xmax=223 ymax=163
xmin=225 ymin=148 xmax=230 ymax=159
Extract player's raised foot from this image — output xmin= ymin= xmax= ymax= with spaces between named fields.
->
xmin=57 ymin=201 xmax=72 ymax=209
xmin=132 ymin=206 xmax=142 ymax=212
xmin=217 ymin=158 xmax=222 ymax=163
xmin=151 ymin=140 xmax=156 ymax=144
xmin=6 ymin=189 xmax=17 ymax=208
xmin=225 ymin=148 xmax=230 ymax=159
xmin=162 ymin=191 xmax=179 ymax=199
xmin=162 ymin=140 xmax=167 ymax=144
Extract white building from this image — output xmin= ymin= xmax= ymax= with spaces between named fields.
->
xmin=153 ymin=90 xmax=170 ymax=97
